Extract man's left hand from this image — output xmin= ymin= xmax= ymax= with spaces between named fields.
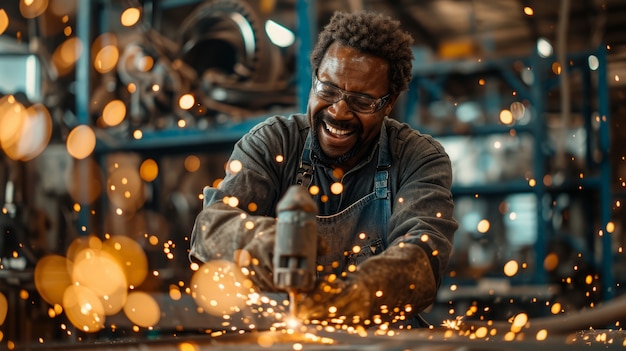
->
xmin=297 ymin=243 xmax=437 ymax=325
xmin=297 ymin=274 xmax=372 ymax=324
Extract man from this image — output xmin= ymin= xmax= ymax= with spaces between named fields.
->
xmin=189 ymin=10 xmax=457 ymax=327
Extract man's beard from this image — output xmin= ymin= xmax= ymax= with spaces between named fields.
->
xmin=310 ymin=113 xmax=361 ymax=166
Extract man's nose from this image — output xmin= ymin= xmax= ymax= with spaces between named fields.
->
xmin=328 ymin=96 xmax=354 ymax=118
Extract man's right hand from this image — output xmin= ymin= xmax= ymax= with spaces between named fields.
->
xmin=235 ymin=229 xmax=277 ymax=292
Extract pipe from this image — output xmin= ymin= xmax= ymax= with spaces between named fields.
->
xmin=462 ymin=291 xmax=626 ymax=335
xmin=555 ymin=0 xmax=571 ymax=171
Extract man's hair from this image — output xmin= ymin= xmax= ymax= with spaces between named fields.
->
xmin=310 ymin=10 xmax=414 ymax=95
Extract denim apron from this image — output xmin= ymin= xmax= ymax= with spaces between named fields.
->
xmin=295 ymin=132 xmax=430 ymax=328
xmin=296 ymin=132 xmax=391 ymax=277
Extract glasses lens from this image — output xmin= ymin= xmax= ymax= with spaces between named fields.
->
xmin=347 ymin=96 xmax=377 ymax=113
xmin=314 ymin=79 xmax=341 ymax=102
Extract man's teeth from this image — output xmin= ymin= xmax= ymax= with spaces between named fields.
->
xmin=325 ymin=122 xmax=350 ymax=136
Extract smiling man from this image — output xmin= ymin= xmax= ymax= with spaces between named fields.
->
xmin=190 ymin=10 xmax=457 ymax=327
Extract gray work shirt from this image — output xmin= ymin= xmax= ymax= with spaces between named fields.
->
xmin=189 ymin=113 xmax=457 ymax=285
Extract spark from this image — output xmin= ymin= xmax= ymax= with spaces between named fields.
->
xmin=441 ymin=315 xmax=464 ymax=330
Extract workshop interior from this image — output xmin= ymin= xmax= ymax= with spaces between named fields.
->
xmin=1 ymin=0 xmax=626 ymax=349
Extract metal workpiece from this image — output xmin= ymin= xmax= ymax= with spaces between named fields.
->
xmin=273 ymin=185 xmax=318 ymax=294
xmin=19 ymin=328 xmax=626 ymax=351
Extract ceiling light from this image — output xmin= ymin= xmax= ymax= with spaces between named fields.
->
xmin=265 ymin=19 xmax=295 ymax=48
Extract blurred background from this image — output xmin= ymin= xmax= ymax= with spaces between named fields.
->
xmin=0 ymin=0 xmax=626 ymax=348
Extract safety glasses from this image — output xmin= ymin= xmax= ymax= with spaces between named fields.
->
xmin=312 ymin=73 xmax=391 ymax=114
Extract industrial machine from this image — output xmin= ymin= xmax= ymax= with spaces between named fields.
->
xmin=273 ymin=185 xmax=318 ymax=316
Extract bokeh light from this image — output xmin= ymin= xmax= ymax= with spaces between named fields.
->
xmin=544 ymin=252 xmax=559 ymax=272
xmin=606 ymin=221 xmax=615 ymax=233
xmin=309 ymin=185 xmax=320 ymax=196
xmin=184 ymin=155 xmax=201 ymax=172
xmin=536 ymin=329 xmax=548 ymax=341
xmin=34 ymin=254 xmax=73 ymax=306
xmin=66 ymin=125 xmax=96 ymax=159
xmin=178 ymin=342 xmax=200 ymax=351
xmin=510 ymin=312 xmax=529 ymax=333
xmin=19 ymin=0 xmax=48 ymax=19
xmin=228 ymin=159 xmax=243 ymax=173
xmin=169 ymin=285 xmax=182 ymax=301
xmin=63 ymin=285 xmax=106 ymax=333
xmin=503 ymin=260 xmax=519 ymax=277
xmin=179 ymin=94 xmax=195 ymax=110
xmin=499 ymin=109 xmax=514 ymax=125
xmin=51 ymin=36 xmax=83 ymax=76
xmin=139 ymin=158 xmax=159 ymax=182
xmin=66 ymin=235 xmax=104 ymax=262
xmin=106 ymin=164 xmax=146 ymax=214
xmin=0 ymin=292 xmax=7 ymax=325
xmin=523 ymin=6 xmax=534 ymax=16
xmin=71 ymin=248 xmax=128 ymax=301
xmin=0 ymin=9 xmax=9 ymax=35
xmin=121 ymin=7 xmax=141 ymax=27
xmin=550 ymin=302 xmax=562 ymax=314
xmin=102 ymin=99 xmax=126 ymax=126
xmin=537 ymin=38 xmax=553 ymax=58
xmin=123 ymin=291 xmax=161 ymax=328
xmin=1 ymin=102 xmax=53 ymax=161
xmin=476 ymin=219 xmax=490 ymax=233
xmin=588 ymin=55 xmax=600 ymax=70
xmin=133 ymin=129 xmax=143 ymax=139
xmin=0 ymin=95 xmax=26 ymax=150
xmin=93 ymin=44 xmax=119 ymax=74
xmin=330 ymin=182 xmax=343 ymax=195
xmin=101 ymin=235 xmax=149 ymax=288
xmin=191 ymin=260 xmax=251 ymax=316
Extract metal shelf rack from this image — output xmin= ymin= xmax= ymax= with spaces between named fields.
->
xmin=400 ymin=45 xmax=614 ymax=299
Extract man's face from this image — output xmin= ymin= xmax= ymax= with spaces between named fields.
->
xmin=308 ymin=43 xmax=396 ymax=169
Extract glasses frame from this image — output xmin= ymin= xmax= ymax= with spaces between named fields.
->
xmin=312 ymin=72 xmax=391 ymax=114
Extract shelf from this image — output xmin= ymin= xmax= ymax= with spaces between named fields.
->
xmin=452 ymin=179 xmax=534 ymax=196
xmin=452 ymin=176 xmax=607 ymax=197
xmin=94 ymin=114 xmax=274 ymax=154
xmin=420 ymin=123 xmax=534 ymax=138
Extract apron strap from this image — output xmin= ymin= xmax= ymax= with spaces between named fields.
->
xmin=375 ymin=120 xmax=392 ymax=199
xmin=374 ymin=165 xmax=390 ymax=199
xmin=296 ymin=133 xmax=314 ymax=187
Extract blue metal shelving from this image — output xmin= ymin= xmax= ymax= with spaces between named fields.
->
xmin=402 ymin=45 xmax=613 ymax=298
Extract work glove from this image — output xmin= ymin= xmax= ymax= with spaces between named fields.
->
xmin=235 ymin=228 xmax=277 ymax=292
xmin=297 ymin=272 xmax=373 ymax=324
xmin=298 ymin=243 xmax=436 ymax=325
xmin=190 ymin=186 xmax=278 ymax=291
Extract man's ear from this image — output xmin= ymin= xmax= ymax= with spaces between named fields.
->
xmin=384 ymin=94 xmax=400 ymax=116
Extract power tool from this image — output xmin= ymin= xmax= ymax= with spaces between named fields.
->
xmin=273 ymin=185 xmax=318 ymax=317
